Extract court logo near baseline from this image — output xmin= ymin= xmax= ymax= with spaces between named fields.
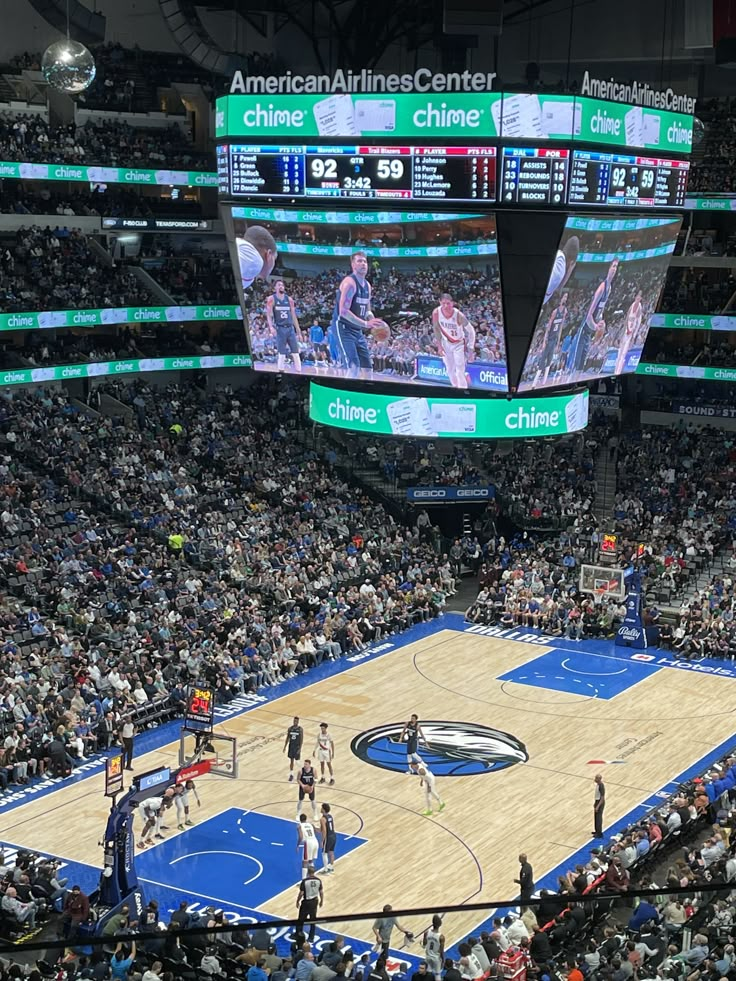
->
xmin=351 ymin=721 xmax=528 ymax=776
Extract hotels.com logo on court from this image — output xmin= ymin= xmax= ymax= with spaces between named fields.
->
xmin=631 ymin=652 xmax=736 ymax=677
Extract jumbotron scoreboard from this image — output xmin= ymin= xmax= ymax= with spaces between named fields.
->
xmin=216 ymin=88 xmax=693 ymax=210
xmin=216 ymin=79 xmax=694 ymax=396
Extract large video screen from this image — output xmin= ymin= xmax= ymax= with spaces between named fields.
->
xmin=518 ymin=215 xmax=682 ymax=392
xmin=223 ymin=206 xmax=508 ymax=392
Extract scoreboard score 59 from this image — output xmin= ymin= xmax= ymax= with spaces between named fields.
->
xmin=221 ymin=142 xmax=689 ymax=209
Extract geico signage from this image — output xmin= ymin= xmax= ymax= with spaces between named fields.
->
xmin=413 ymin=490 xmax=448 ymax=499
xmin=456 ymin=488 xmax=491 ymax=498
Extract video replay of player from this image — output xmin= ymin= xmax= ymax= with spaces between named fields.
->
xmin=224 ymin=208 xmax=509 ymax=392
xmin=518 ymin=214 xmax=682 ymax=392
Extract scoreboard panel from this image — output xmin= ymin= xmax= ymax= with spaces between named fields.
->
xmin=222 ymin=142 xmax=688 ymax=209
xmin=568 ymin=150 xmax=689 ymax=208
xmin=499 ymin=147 xmax=569 ymax=205
xmin=226 ymin=144 xmax=497 ymax=201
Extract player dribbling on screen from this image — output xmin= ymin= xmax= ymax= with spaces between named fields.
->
xmin=432 ymin=293 xmax=475 ymax=389
xmin=572 ymin=257 xmax=619 ymax=377
xmin=334 ymin=252 xmax=389 ymax=379
xmin=616 ymin=289 xmax=643 ymax=375
xmin=266 ymin=280 xmax=302 ymax=373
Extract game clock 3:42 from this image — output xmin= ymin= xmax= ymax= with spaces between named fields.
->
xmin=186 ymin=686 xmax=215 ymax=727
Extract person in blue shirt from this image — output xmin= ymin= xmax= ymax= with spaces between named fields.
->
xmin=110 ymin=941 xmax=136 ymax=980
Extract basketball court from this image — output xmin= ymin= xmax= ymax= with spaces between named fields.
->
xmin=2 ymin=612 xmax=735 ymax=959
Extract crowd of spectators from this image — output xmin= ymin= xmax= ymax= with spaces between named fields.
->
xmin=659 ymin=268 xmax=736 ymax=316
xmin=0 ymin=322 xmax=248 ymax=371
xmin=0 ymin=225 xmax=152 ymax=311
xmin=0 ymin=378 xmax=453 ymax=811
xmin=0 ymin=114 xmax=210 ymax=171
xmin=445 ymin=746 xmax=736 ymax=981
xmin=140 ymin=253 xmax=235 ymax=304
xmin=688 ymin=97 xmax=736 ymax=193
xmin=0 ymin=184 xmax=204 ymax=219
xmin=642 ymin=334 xmax=736 ymax=368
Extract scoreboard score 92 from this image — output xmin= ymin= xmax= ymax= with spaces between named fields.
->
xmin=186 ymin=686 xmax=215 ymax=727
xmin=222 ymin=141 xmax=689 ymax=209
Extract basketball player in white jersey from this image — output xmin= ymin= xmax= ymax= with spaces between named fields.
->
xmin=297 ymin=813 xmax=320 ymax=878
xmin=235 ymin=225 xmax=278 ymax=291
xmin=174 ymin=779 xmax=200 ymax=830
xmin=432 ymin=293 xmax=476 ymax=389
xmin=411 ymin=763 xmax=445 ymax=816
xmin=137 ymin=788 xmax=175 ymax=847
xmin=315 ymin=722 xmax=335 ymax=785
xmin=423 ymin=915 xmax=445 ymax=981
xmin=544 ymin=235 xmax=579 ymax=305
xmin=616 ymin=289 xmax=643 ymax=375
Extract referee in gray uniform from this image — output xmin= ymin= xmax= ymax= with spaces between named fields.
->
xmin=296 ymin=864 xmax=323 ymax=941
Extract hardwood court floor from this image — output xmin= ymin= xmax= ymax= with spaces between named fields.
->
xmin=3 ymin=630 xmax=736 ymax=947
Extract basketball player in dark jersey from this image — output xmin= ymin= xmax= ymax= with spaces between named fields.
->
xmin=399 ymin=714 xmax=428 ymax=773
xmin=572 ymin=258 xmax=618 ymax=376
xmin=266 ymin=280 xmax=302 ymax=373
xmin=319 ymin=802 xmax=336 ymax=874
xmin=283 ymin=716 xmax=304 ymax=783
xmin=534 ymin=291 xmax=569 ymax=387
xmin=334 ymin=251 xmax=388 ymax=379
xmin=296 ymin=758 xmax=318 ymax=822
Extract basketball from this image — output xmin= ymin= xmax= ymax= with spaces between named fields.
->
xmin=371 ymin=321 xmax=390 ymax=343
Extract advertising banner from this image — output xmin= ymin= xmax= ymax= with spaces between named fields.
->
xmin=407 ymin=485 xmax=495 ymax=503
xmin=0 ymin=161 xmax=218 ymax=187
xmin=637 ymin=363 xmax=736 ymax=381
xmin=309 ymin=382 xmax=589 ymax=438
xmin=0 ymin=354 xmax=252 ymax=387
xmin=217 ymin=92 xmax=693 ymax=153
xmin=615 ymin=572 xmax=647 ymax=648
xmin=414 ymin=357 xmax=508 ymax=392
xmin=276 ymin=242 xmax=497 ymax=258
xmin=101 ymin=217 xmax=213 ymax=231
xmin=0 ymin=305 xmax=242 ymax=331
xmin=672 ymin=402 xmax=736 ymax=418
xmin=684 ymin=196 xmax=736 ymax=211
xmin=648 ymin=313 xmax=736 ymax=331
xmin=230 ymin=206 xmax=480 ymax=224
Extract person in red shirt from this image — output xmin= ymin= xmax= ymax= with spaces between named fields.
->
xmin=566 ymin=957 xmax=584 ymax=981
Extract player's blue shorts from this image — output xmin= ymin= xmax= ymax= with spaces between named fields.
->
xmin=328 ymin=323 xmax=341 ymax=364
xmin=276 ymin=326 xmax=299 ymax=355
xmin=572 ymin=325 xmax=594 ymax=372
xmin=335 ymin=323 xmax=372 ymax=371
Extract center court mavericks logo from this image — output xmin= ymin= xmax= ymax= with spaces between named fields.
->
xmin=351 ymin=721 xmax=528 ymax=776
